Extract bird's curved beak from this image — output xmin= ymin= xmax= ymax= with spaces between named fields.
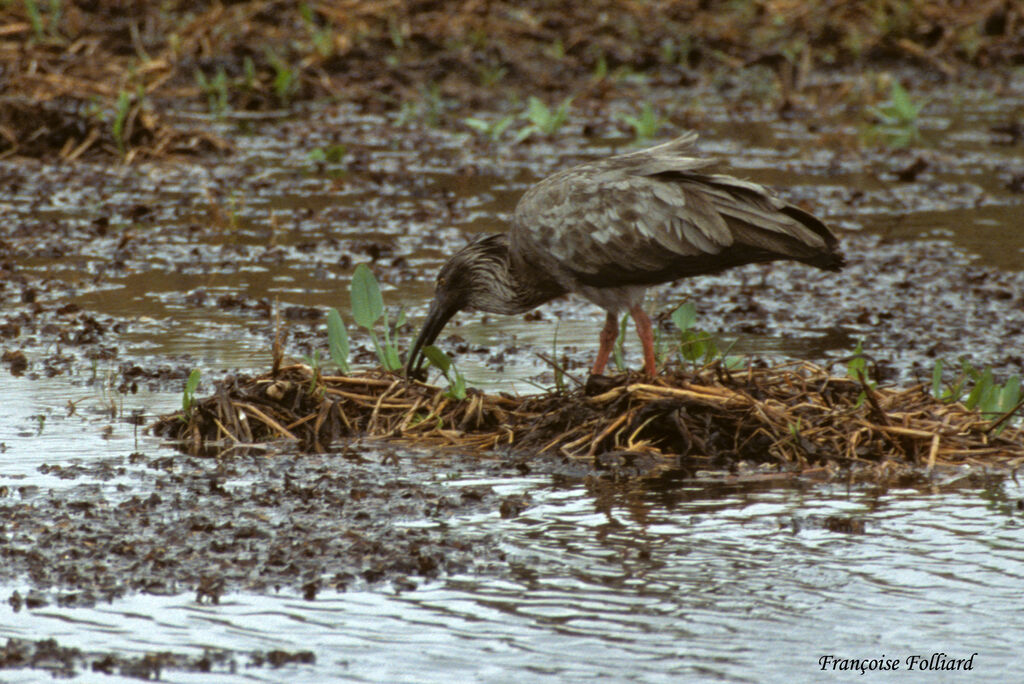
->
xmin=406 ymin=293 xmax=460 ymax=380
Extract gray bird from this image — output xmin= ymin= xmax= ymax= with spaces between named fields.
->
xmin=406 ymin=132 xmax=844 ymax=379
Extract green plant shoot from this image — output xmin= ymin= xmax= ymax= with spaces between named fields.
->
xmin=112 ymin=90 xmax=132 ymax=156
xmin=620 ymin=102 xmax=666 ymax=142
xmin=326 ymin=307 xmax=350 ymax=373
xmin=182 ymin=368 xmax=201 ymax=417
xmin=515 ymin=96 xmax=572 ymax=142
xmin=350 ymin=264 xmax=402 ymax=371
xmin=868 ymin=81 xmax=923 ymax=148
xmin=846 ymin=340 xmax=876 ymax=407
xmin=422 ymin=345 xmax=467 ymax=400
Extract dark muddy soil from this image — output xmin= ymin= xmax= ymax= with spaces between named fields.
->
xmin=0 ymin=635 xmax=312 ymax=680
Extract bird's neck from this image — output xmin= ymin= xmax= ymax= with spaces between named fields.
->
xmin=468 ymin=250 xmax=563 ymax=315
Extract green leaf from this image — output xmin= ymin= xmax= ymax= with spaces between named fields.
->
xmin=680 ymin=330 xmax=707 ymax=363
xmin=491 ymin=114 xmax=515 ymax=139
xmin=383 ymin=344 xmax=402 ymax=371
xmin=423 ymin=344 xmax=468 ymax=399
xmin=183 ymin=368 xmax=201 ymax=415
xmin=423 ymin=344 xmax=452 ymax=373
xmin=999 ymin=375 xmax=1020 ymax=413
xmin=526 ymin=96 xmax=549 ymax=125
xmin=671 ymin=302 xmax=697 ymax=332
xmin=464 ymin=117 xmax=491 ymax=133
xmin=965 ymin=367 xmax=993 ymax=410
xmin=326 ymin=307 xmax=350 ymax=373
xmin=847 ymin=340 xmax=867 ymax=381
xmin=931 ymin=359 xmax=944 ymax=399
xmin=350 ymin=263 xmax=384 ymax=329
xmin=449 ymin=373 xmax=467 ymax=400
xmin=377 ymin=310 xmax=402 ymax=371
xmin=723 ymin=356 xmax=745 ymax=370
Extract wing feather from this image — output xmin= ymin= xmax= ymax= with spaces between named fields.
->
xmin=511 ymin=134 xmax=842 ymax=290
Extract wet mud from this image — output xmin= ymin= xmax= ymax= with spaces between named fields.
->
xmin=0 ymin=446 xmax=529 ymax=606
xmin=1 ymin=635 xmax=312 ymax=680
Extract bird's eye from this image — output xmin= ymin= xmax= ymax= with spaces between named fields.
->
xmin=437 ymin=276 xmax=447 ymax=288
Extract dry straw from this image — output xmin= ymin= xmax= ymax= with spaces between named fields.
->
xmin=152 ymin=361 xmax=1024 ymax=482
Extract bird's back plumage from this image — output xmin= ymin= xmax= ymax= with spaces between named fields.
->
xmin=511 ymin=133 xmax=844 ymax=295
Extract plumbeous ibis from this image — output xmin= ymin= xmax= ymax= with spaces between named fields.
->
xmin=406 ymin=132 xmax=844 ymax=378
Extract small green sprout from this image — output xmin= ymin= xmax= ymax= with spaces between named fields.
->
xmin=515 ymin=96 xmax=572 ymax=142
xmin=265 ymin=50 xmax=298 ymax=103
xmin=112 ymin=90 xmax=132 ymax=156
xmin=195 ymin=67 xmax=229 ymax=116
xmin=422 ymin=345 xmax=467 ymax=400
xmin=464 ymin=114 xmax=516 ymax=142
xmin=868 ymin=81 xmax=923 ymax=148
xmin=475 ymin=63 xmax=507 ymax=87
xmin=182 ymin=368 xmax=201 ymax=418
xmin=846 ymin=340 xmax=876 ymax=407
xmin=619 ymin=103 xmax=666 ymax=142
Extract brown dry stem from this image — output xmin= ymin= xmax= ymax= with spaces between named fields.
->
xmin=151 ymin=360 xmax=1024 ymax=481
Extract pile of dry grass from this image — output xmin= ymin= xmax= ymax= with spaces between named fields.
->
xmin=151 ymin=361 xmax=1024 ymax=481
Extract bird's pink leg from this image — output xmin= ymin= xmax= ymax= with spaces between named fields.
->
xmin=590 ymin=311 xmax=619 ymax=376
xmin=630 ymin=304 xmax=658 ymax=376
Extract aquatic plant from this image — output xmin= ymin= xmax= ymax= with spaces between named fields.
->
xmin=619 ymin=102 xmax=666 ymax=142
xmin=350 ymin=263 xmax=403 ymax=371
xmin=545 ymin=39 xmax=565 ymax=61
xmin=326 ymin=307 xmax=350 ymax=373
xmin=421 ymin=345 xmax=467 ymax=400
xmin=265 ymin=50 xmax=298 ymax=103
xmin=464 ymin=114 xmax=516 ymax=142
xmin=299 ymin=3 xmax=335 ymax=58
xmin=846 ymin=339 xmax=877 ymax=407
xmin=25 ymin=0 xmax=63 ymax=43
xmin=868 ymin=80 xmax=923 ymax=148
xmin=182 ymin=368 xmax=201 ymax=418
xmin=195 ymin=67 xmax=229 ymax=116
xmin=673 ymin=302 xmax=723 ymax=367
xmin=308 ymin=144 xmax=348 ymax=177
xmin=112 ymin=90 xmax=132 ymax=156
xmin=475 ymin=63 xmax=507 ymax=88
xmin=396 ymin=83 xmax=446 ymax=128
xmin=931 ymin=358 xmax=1022 ymax=435
xmin=309 ymin=144 xmax=346 ymax=164
xmin=515 ymin=96 xmax=572 ymax=142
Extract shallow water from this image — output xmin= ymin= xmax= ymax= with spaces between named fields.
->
xmin=2 ymin=462 xmax=1021 ymax=682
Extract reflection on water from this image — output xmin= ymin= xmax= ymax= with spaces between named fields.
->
xmin=2 ymin=474 xmax=1022 ymax=682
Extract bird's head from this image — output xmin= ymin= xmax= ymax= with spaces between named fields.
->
xmin=406 ymin=233 xmax=511 ymax=379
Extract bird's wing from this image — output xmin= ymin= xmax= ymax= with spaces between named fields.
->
xmin=512 ymin=135 xmax=840 ymax=288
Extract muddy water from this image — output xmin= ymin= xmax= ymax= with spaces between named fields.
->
xmin=3 ymin=80 xmax=1024 ymax=679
